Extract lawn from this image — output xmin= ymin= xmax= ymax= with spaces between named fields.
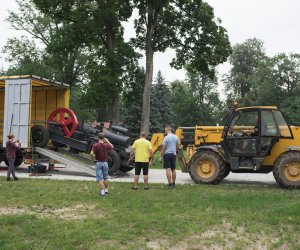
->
xmin=0 ymin=178 xmax=300 ymax=250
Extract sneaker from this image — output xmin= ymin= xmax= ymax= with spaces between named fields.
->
xmin=131 ymin=186 xmax=138 ymax=190
xmin=99 ymin=191 xmax=106 ymax=197
xmin=7 ymin=177 xmax=11 ymax=181
xmin=105 ymin=191 xmax=109 ymax=195
xmin=144 ymin=187 xmax=149 ymax=190
xmin=14 ymin=177 xmax=19 ymax=181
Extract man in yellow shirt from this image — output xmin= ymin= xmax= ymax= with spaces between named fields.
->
xmin=129 ymin=132 xmax=153 ymax=190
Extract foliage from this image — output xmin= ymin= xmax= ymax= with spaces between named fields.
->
xmin=224 ymin=38 xmax=266 ymax=104
xmin=121 ymin=67 xmax=145 ymax=138
xmin=150 ymin=71 xmax=173 ymax=132
xmin=133 ymin=0 xmax=232 ymax=134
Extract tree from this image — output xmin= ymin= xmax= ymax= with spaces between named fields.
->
xmin=6 ymin=0 xmax=87 ymax=87
xmin=31 ymin=0 xmax=136 ymax=124
xmin=122 ymin=67 xmax=145 ymax=138
xmin=133 ymin=0 xmax=231 ymax=135
xmin=224 ymin=38 xmax=266 ymax=104
xmin=150 ymin=71 xmax=173 ymax=132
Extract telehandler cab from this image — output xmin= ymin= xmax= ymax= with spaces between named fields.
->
xmin=185 ymin=106 xmax=300 ymax=189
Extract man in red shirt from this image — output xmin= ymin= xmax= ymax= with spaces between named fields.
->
xmin=90 ymin=133 xmax=113 ymax=196
xmin=6 ymin=133 xmax=21 ymax=181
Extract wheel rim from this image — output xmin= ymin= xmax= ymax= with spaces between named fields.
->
xmin=197 ymin=159 xmax=216 ymax=178
xmin=32 ymin=130 xmax=43 ymax=143
xmin=284 ymin=161 xmax=300 ymax=182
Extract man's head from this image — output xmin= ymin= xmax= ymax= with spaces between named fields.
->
xmin=165 ymin=125 xmax=172 ymax=134
xmin=98 ymin=132 xmax=105 ymax=140
xmin=7 ymin=133 xmax=15 ymax=140
xmin=140 ymin=131 xmax=146 ymax=138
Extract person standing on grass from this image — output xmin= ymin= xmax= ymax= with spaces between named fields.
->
xmin=161 ymin=125 xmax=179 ymax=188
xmin=129 ymin=131 xmax=153 ymax=190
xmin=6 ymin=133 xmax=21 ymax=181
xmin=90 ymin=133 xmax=113 ymax=197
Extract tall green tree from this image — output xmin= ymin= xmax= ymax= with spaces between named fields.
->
xmin=133 ymin=0 xmax=231 ymax=135
xmin=122 ymin=67 xmax=145 ymax=138
xmin=224 ymin=38 xmax=267 ymax=105
xmin=31 ymin=0 xmax=136 ymax=124
xmin=6 ymin=0 xmax=88 ymax=87
xmin=150 ymin=71 xmax=173 ymax=132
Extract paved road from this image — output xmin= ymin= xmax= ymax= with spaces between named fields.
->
xmin=0 ymin=162 xmax=277 ymax=187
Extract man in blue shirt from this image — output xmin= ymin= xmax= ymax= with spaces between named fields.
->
xmin=161 ymin=125 xmax=179 ymax=188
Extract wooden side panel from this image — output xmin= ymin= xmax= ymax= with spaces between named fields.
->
xmin=31 ymin=88 xmax=70 ymax=126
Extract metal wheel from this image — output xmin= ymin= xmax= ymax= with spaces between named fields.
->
xmin=196 ymin=159 xmax=216 ymax=179
xmin=189 ymin=150 xmax=225 ymax=184
xmin=273 ymin=151 xmax=300 ymax=189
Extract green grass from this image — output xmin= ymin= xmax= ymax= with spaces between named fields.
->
xmin=0 ymin=178 xmax=300 ymax=250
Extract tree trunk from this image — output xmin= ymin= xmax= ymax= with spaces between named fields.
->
xmin=112 ymin=93 xmax=120 ymax=125
xmin=141 ymin=15 xmax=155 ymax=136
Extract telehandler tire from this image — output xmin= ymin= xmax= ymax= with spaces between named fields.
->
xmin=189 ymin=150 xmax=225 ymax=184
xmin=273 ymin=151 xmax=300 ymax=189
xmin=220 ymin=165 xmax=231 ymax=180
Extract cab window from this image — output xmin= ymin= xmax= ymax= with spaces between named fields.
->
xmin=273 ymin=110 xmax=292 ymax=137
xmin=261 ymin=110 xmax=280 ymax=136
xmin=230 ymin=110 xmax=258 ymax=133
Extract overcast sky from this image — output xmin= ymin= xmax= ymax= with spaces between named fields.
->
xmin=1 ymin=0 xmax=300 ymax=82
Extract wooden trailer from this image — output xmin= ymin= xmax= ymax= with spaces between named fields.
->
xmin=0 ymin=75 xmax=70 ymax=165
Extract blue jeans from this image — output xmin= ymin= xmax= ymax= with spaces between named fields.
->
xmin=95 ymin=162 xmax=109 ymax=181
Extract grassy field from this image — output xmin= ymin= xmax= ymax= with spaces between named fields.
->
xmin=0 ymin=178 xmax=300 ymax=250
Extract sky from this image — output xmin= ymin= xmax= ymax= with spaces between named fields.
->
xmin=1 ymin=0 xmax=300 ymax=83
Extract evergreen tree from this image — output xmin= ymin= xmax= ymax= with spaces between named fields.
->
xmin=150 ymin=71 xmax=173 ymax=133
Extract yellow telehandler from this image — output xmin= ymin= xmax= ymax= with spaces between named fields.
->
xmin=178 ymin=106 xmax=300 ymax=189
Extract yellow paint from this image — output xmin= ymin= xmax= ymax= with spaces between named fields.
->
xmin=0 ymin=76 xmax=70 ymax=147
xmin=150 ymin=133 xmax=164 ymax=154
xmin=194 ymin=126 xmax=224 ymax=145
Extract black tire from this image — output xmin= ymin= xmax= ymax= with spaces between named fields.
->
xmin=220 ymin=164 xmax=231 ymax=180
xmin=4 ymin=150 xmax=23 ymax=167
xmin=273 ymin=152 xmax=300 ymax=189
xmin=31 ymin=125 xmax=50 ymax=147
xmin=189 ymin=150 xmax=225 ymax=184
xmin=119 ymin=166 xmax=134 ymax=172
xmin=108 ymin=149 xmax=120 ymax=175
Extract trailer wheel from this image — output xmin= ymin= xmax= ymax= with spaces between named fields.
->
xmin=189 ymin=150 xmax=225 ymax=184
xmin=108 ymin=149 xmax=120 ymax=175
xmin=273 ymin=152 xmax=300 ymax=189
xmin=32 ymin=125 xmax=50 ymax=147
xmin=119 ymin=166 xmax=134 ymax=172
xmin=4 ymin=150 xmax=23 ymax=167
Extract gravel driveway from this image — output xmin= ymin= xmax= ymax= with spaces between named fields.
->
xmin=0 ymin=162 xmax=277 ymax=187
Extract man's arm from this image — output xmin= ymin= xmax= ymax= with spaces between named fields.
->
xmin=149 ymin=149 xmax=153 ymax=163
xmin=104 ymin=138 xmax=114 ymax=148
xmin=90 ymin=150 xmax=95 ymax=161
xmin=160 ymin=144 xmax=166 ymax=159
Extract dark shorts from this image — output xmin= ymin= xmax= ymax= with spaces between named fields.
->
xmin=163 ymin=153 xmax=176 ymax=170
xmin=135 ymin=162 xmax=149 ymax=175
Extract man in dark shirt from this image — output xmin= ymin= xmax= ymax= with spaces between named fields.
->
xmin=90 ymin=133 xmax=113 ymax=196
xmin=6 ymin=133 xmax=21 ymax=181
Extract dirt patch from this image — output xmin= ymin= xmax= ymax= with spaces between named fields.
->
xmin=146 ymin=239 xmax=169 ymax=250
xmin=0 ymin=207 xmax=28 ymax=215
xmin=0 ymin=204 xmax=104 ymax=220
